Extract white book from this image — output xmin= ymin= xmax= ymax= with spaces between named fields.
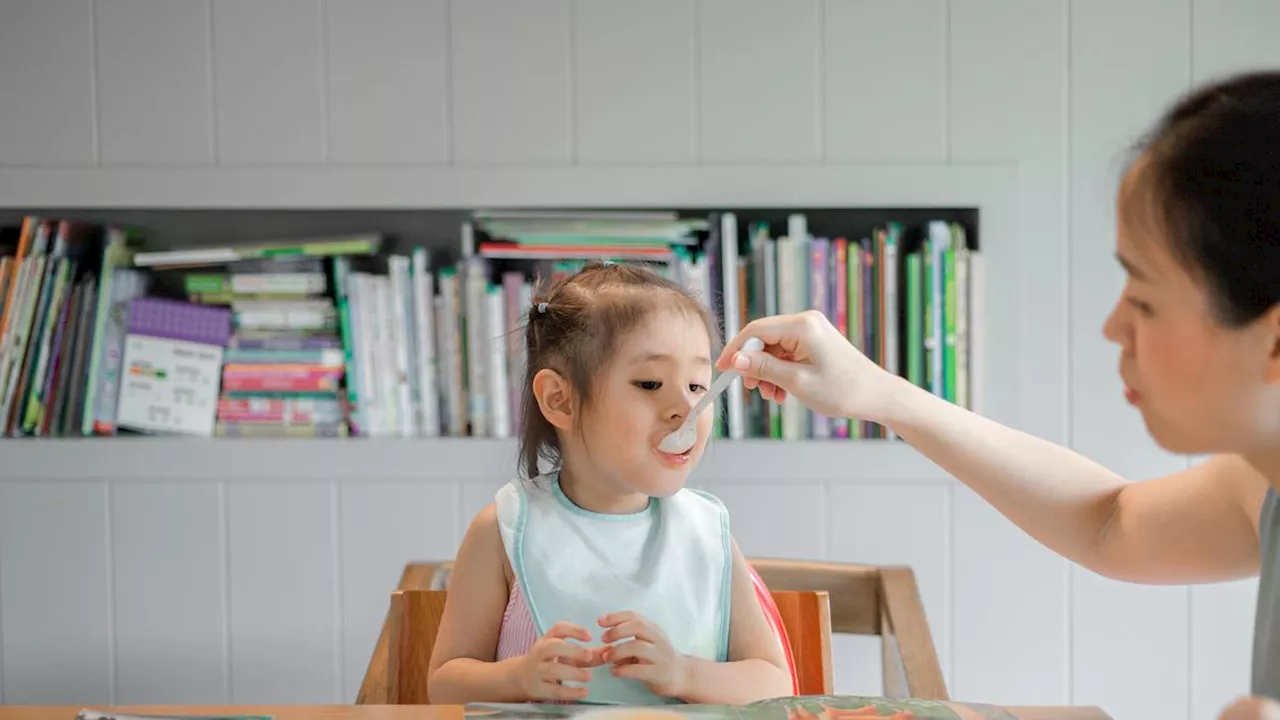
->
xmin=776 ymin=236 xmax=804 ymax=441
xmin=464 ymin=259 xmax=488 ymax=437
xmin=500 ymin=272 xmax=527 ymax=437
xmin=967 ymin=251 xmax=984 ymax=415
xmin=412 ymin=249 xmax=439 ymax=437
xmin=389 ymin=257 xmax=415 ymax=437
xmin=375 ymin=276 xmax=401 ymax=435
xmin=437 ymin=271 xmax=464 ymax=436
xmin=486 ymin=287 xmax=511 ymax=439
xmin=230 ymin=272 xmax=326 ymax=295
xmin=719 ymin=213 xmax=745 ymax=440
xmin=785 ymin=215 xmax=810 ymax=440
xmin=353 ymin=274 xmax=382 ymax=437
xmin=515 ymin=280 xmax=533 ymax=424
xmin=114 ymin=336 xmax=222 ymax=437
xmin=883 ymin=231 xmax=899 ymax=441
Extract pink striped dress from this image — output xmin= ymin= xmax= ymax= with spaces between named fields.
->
xmin=495 ymin=579 xmax=539 ymax=660
xmin=497 ymin=580 xmax=580 ymax=704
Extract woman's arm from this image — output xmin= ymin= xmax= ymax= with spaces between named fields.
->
xmin=723 ymin=311 xmax=1270 ymax=586
xmin=677 ymin=538 xmax=793 ymax=704
xmin=426 ymin=504 xmax=527 ymax=704
xmin=880 ymin=373 xmax=1269 ymax=584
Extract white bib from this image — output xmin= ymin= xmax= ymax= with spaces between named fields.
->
xmin=494 ymin=474 xmax=732 ymax=705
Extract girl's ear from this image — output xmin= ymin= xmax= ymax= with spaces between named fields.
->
xmin=532 ymin=368 xmax=575 ymax=430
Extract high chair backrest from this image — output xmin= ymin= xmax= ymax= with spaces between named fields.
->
xmin=749 ymin=558 xmax=947 ymax=700
xmin=383 ymin=586 xmax=831 ymax=704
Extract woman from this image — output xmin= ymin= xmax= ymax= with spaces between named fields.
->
xmin=717 ymin=70 xmax=1280 ymax=720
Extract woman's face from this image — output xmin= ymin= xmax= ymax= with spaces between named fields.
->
xmin=1102 ymin=159 xmax=1280 ymax=456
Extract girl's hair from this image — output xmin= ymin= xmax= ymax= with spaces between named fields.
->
xmin=1125 ymin=69 xmax=1280 ymax=327
xmin=517 ymin=261 xmax=719 ymax=481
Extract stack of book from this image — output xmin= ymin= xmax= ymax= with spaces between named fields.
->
xmin=471 ymin=210 xmax=706 ymax=264
xmin=183 ymin=259 xmax=350 ymax=437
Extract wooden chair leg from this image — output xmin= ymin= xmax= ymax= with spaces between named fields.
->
xmin=879 ymin=567 xmax=948 ymax=700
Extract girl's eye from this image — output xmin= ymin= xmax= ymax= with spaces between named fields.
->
xmin=689 ymin=384 xmax=707 ymax=394
xmin=634 ymin=380 xmax=662 ymax=391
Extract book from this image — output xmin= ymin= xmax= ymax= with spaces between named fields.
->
xmin=132 ymin=233 xmax=381 ymax=268
xmin=463 ymin=695 xmax=1019 ymax=720
xmin=114 ymin=297 xmax=232 ymax=437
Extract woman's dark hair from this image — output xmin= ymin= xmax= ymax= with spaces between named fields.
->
xmin=517 ymin=261 xmax=719 ymax=481
xmin=1125 ymin=69 xmax=1280 ymax=326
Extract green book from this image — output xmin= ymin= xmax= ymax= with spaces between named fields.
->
xmin=944 ymin=246 xmax=958 ymax=403
xmin=906 ymin=251 xmax=923 ymax=389
xmin=922 ymin=238 xmax=934 ymax=395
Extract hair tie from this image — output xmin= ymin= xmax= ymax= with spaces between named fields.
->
xmin=537 ymin=302 xmax=548 ymax=314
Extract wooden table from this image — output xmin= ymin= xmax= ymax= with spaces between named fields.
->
xmin=0 ymin=704 xmax=1111 ymax=720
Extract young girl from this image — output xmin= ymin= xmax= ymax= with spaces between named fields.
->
xmin=427 ymin=262 xmax=792 ymax=706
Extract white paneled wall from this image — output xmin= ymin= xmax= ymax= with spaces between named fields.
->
xmin=2 ymin=1 xmax=1280 ymax=718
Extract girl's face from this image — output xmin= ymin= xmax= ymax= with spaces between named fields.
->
xmin=1103 ymin=160 xmax=1280 ymax=456
xmin=573 ymin=307 xmax=715 ymax=499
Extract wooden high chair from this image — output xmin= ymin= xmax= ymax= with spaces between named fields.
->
xmin=381 ymin=585 xmax=831 ymax=704
xmin=358 ymin=558 xmax=945 ymax=703
xmin=749 ymin=558 xmax=948 ymax=700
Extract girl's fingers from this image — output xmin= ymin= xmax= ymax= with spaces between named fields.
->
xmin=606 ymin=639 xmax=657 ymax=665
xmin=542 ymin=658 xmax=592 ymax=685
xmin=600 ymin=619 xmax=653 ymax=644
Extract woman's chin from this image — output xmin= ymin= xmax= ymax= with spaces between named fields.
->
xmin=1141 ymin=410 xmax=1222 ymax=456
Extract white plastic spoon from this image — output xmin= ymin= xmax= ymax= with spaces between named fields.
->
xmin=658 ymin=336 xmax=765 ymax=455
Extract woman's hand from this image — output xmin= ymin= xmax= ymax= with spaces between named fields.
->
xmin=717 ymin=310 xmax=900 ymax=422
xmin=1218 ymin=695 xmax=1280 ymax=720
xmin=598 ymin=611 xmax=690 ymax=699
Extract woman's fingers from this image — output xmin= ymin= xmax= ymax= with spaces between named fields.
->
xmin=717 ymin=314 xmax=810 ymax=370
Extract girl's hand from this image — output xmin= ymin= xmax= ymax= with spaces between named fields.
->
xmin=717 ymin=310 xmax=900 ymax=423
xmin=598 ymin=611 xmax=690 ymax=699
xmin=1218 ymin=695 xmax=1280 ymax=720
xmin=514 ymin=621 xmax=603 ymax=702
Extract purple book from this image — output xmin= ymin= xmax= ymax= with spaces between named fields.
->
xmin=127 ymin=297 xmax=233 ymax=347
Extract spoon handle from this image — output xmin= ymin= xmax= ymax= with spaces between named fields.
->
xmin=685 ymin=337 xmax=763 ymax=424
xmin=688 ymin=366 xmax=739 ymax=420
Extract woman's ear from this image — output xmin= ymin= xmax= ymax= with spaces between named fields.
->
xmin=532 ymin=368 xmax=575 ymax=430
xmin=1263 ymin=305 xmax=1280 ymax=384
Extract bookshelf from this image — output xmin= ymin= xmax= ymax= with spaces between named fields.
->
xmin=0 ymin=164 xmax=1015 ymax=481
